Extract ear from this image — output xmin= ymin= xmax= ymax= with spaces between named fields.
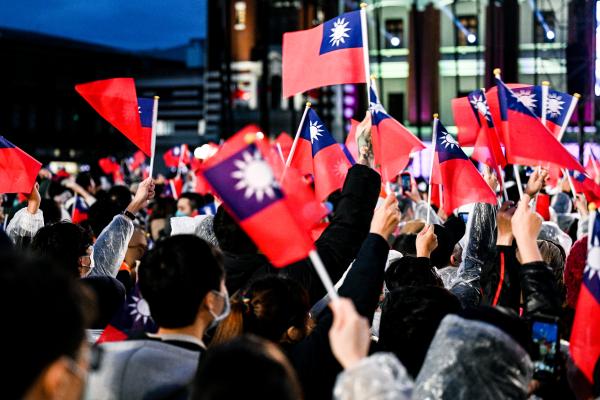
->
xmin=284 ymin=326 xmax=305 ymax=343
xmin=450 ymin=255 xmax=457 ymax=267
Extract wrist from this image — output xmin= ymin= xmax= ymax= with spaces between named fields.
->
xmin=416 ymin=248 xmax=431 ymax=258
xmin=496 ymin=234 xmax=514 ymax=246
xmin=340 ymin=353 xmax=365 ymax=370
xmin=516 ymin=240 xmax=542 ymax=264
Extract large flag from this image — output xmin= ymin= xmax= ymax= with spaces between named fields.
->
xmin=586 ymin=152 xmax=600 ymax=181
xmin=495 ymin=78 xmax=585 ymax=172
xmin=570 ymin=212 xmax=600 ymax=383
xmin=0 ymin=136 xmax=41 ymax=194
xmin=370 ymin=82 xmax=425 ymax=181
xmin=282 ymin=10 xmax=366 ymax=98
xmin=289 ymin=109 xmax=352 ymax=201
xmin=200 ymin=126 xmax=315 ymax=267
xmin=431 ymin=120 xmax=497 ymax=214
xmin=569 ymin=170 xmax=600 ymax=203
xmin=75 ymin=78 xmax=154 ymax=156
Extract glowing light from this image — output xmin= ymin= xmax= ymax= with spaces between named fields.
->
xmin=546 ymin=30 xmax=555 ymax=40
xmin=467 ymin=33 xmax=477 ymax=44
xmin=390 ymin=36 xmax=401 ymax=47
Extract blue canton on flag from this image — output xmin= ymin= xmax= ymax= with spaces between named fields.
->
xmin=300 ymin=109 xmax=338 ymax=156
xmin=545 ymin=88 xmax=573 ymax=127
xmin=319 ymin=10 xmax=363 ymax=55
xmin=137 ymin=97 xmax=154 ymax=128
xmin=0 ymin=136 xmax=16 ymax=149
xmin=203 ymin=143 xmax=283 ymax=221
xmin=435 ymin=121 xmax=469 ymax=163
xmin=369 ymin=86 xmax=391 ymax=125
xmin=510 ymin=86 xmax=541 ymax=117
xmin=467 ymin=89 xmax=494 ymax=128
xmin=496 ymin=80 xmax=540 ymax=121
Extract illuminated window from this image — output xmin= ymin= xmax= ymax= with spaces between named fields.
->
xmin=534 ymin=10 xmax=556 ymax=43
xmin=385 ymin=19 xmax=404 ymax=48
xmin=234 ymin=1 xmax=247 ymax=31
xmin=457 ymin=15 xmax=478 ymax=46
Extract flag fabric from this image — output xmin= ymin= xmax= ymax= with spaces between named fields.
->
xmin=282 ymin=10 xmax=366 ymax=98
xmin=0 ymin=136 xmax=41 ymax=194
xmin=570 ymin=212 xmax=600 ymax=383
xmin=569 ymin=170 xmax=600 ymax=203
xmin=586 ymin=152 xmax=600 ymax=181
xmin=431 ymin=120 xmax=497 ymax=214
xmin=486 ymin=83 xmax=538 ymax=139
xmin=495 ymin=78 xmax=585 ymax=173
xmin=275 ymin=132 xmax=294 ymax=161
xmin=75 ymin=78 xmax=154 ymax=156
xmin=370 ymin=83 xmax=425 ymax=181
xmin=71 ymin=196 xmax=89 ymax=224
xmin=168 ymin=176 xmax=184 ymax=200
xmin=289 ymin=108 xmax=352 ymax=201
xmin=543 ymin=88 xmax=576 ymax=138
xmin=97 ymin=283 xmax=158 ymax=344
xmin=98 ymin=157 xmax=121 ymax=175
xmin=127 ymin=150 xmax=146 ymax=171
xmin=344 ymin=119 xmax=361 ymax=162
xmin=200 ymin=125 xmax=316 ymax=267
xmin=163 ymin=145 xmax=191 ymax=169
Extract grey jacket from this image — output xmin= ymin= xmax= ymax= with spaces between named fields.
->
xmin=85 ymin=339 xmax=201 ymax=400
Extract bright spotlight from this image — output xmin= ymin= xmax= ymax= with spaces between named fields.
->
xmin=546 ymin=30 xmax=555 ymax=40
xmin=390 ymin=36 xmax=401 ymax=47
xmin=467 ymin=33 xmax=477 ymax=44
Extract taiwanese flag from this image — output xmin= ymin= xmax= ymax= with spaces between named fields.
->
xmin=431 ymin=120 xmax=497 ymax=214
xmin=487 ymin=84 xmax=539 ymax=136
xmin=288 ymin=108 xmax=351 ymax=201
xmin=453 ymin=89 xmax=506 ymax=182
xmin=98 ymin=157 xmax=120 ymax=175
xmin=200 ymin=126 xmax=315 ymax=267
xmin=569 ymin=170 xmax=600 ymax=202
xmin=75 ymin=78 xmax=154 ymax=156
xmin=370 ymin=83 xmax=425 ymax=181
xmin=282 ymin=10 xmax=366 ymax=98
xmin=344 ymin=119 xmax=361 ymax=162
xmin=0 ymin=136 xmax=41 ymax=194
xmin=495 ymin=78 xmax=585 ymax=173
xmin=544 ymin=88 xmax=577 ymax=138
xmin=163 ymin=144 xmax=191 ymax=169
xmin=168 ymin=176 xmax=184 ymax=200
xmin=586 ymin=152 xmax=600 ymax=181
xmin=570 ymin=212 xmax=600 ymax=383
xmin=97 ymin=283 xmax=158 ymax=344
xmin=275 ymin=132 xmax=294 ymax=161
xmin=71 ymin=196 xmax=89 ymax=224
xmin=127 ymin=150 xmax=146 ymax=171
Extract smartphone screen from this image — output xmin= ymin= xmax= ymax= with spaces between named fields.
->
xmin=458 ymin=212 xmax=469 ymax=224
xmin=401 ymin=174 xmax=411 ymax=192
xmin=532 ymin=320 xmax=559 ymax=375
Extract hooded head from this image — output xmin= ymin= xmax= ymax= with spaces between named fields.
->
xmin=414 ymin=314 xmax=532 ymax=400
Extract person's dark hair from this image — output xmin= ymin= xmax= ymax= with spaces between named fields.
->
xmin=149 ymin=196 xmax=177 ymax=220
xmin=40 ymin=198 xmax=62 ymax=225
xmin=81 ymin=276 xmax=126 ymax=329
xmin=76 ymin=172 xmax=95 ymax=191
xmin=1 ymin=251 xmax=92 ymax=399
xmin=538 ymin=239 xmax=567 ymax=305
xmin=378 ymin=286 xmax=461 ymax=378
xmin=430 ymin=216 xmax=466 ymax=268
xmin=30 ymin=222 xmax=93 ymax=277
xmin=213 ymin=207 xmax=257 ymax=254
xmin=213 ymin=275 xmax=310 ymax=345
xmin=139 ymin=235 xmax=224 ymax=328
xmin=108 ymin=185 xmax=133 ymax=210
xmin=192 ymin=335 xmax=303 ymax=400
xmin=87 ymin=199 xmax=122 ymax=237
xmin=385 ymin=257 xmax=444 ymax=291
xmin=179 ymin=192 xmax=203 ymax=211
xmin=392 ymin=234 xmax=417 ymax=256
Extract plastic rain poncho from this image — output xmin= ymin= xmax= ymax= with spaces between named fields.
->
xmin=6 ymin=207 xmax=44 ymax=248
xmin=334 ymin=353 xmax=413 ymax=400
xmin=170 ymin=215 xmax=219 ymax=247
xmin=414 ymin=314 xmax=533 ymax=400
xmin=89 ymin=214 xmax=134 ymax=278
xmin=539 ymin=221 xmax=573 ymax=258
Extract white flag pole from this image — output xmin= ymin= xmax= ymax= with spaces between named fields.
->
xmin=360 ymin=3 xmax=371 ymax=107
xmin=564 ymin=168 xmax=578 ymax=200
xmin=427 ymin=114 xmax=439 ymax=225
xmin=494 ymin=68 xmax=523 ymax=199
xmin=309 ymin=250 xmax=339 ymax=301
xmin=541 ymin=81 xmax=549 ymax=126
xmin=148 ymin=96 xmax=160 ymax=179
xmin=283 ymin=102 xmax=311 ymax=180
xmin=71 ymin=194 xmax=78 ymax=220
xmin=557 ymin=93 xmax=580 ymax=142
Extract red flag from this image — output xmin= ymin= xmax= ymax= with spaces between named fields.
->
xmin=570 ymin=212 xmax=600 ymax=383
xmin=570 ymin=171 xmax=600 ymax=203
xmin=494 ymin=78 xmax=585 ymax=173
xmin=98 ymin=157 xmax=120 ymax=175
xmin=275 ymin=132 xmax=294 ymax=161
xmin=431 ymin=121 xmax=497 ymax=214
xmin=586 ymin=153 xmax=600 ymax=182
xmin=200 ymin=125 xmax=315 ymax=267
xmin=452 ymin=96 xmax=480 ymax=147
xmin=169 ymin=176 xmax=184 ymax=200
xmin=289 ymin=108 xmax=351 ymax=201
xmin=75 ymin=78 xmax=152 ymax=155
xmin=163 ymin=144 xmax=191 ymax=169
xmin=282 ymin=10 xmax=366 ymax=98
xmin=71 ymin=196 xmax=89 ymax=224
xmin=128 ymin=150 xmax=146 ymax=171
xmin=0 ymin=137 xmax=41 ymax=194
xmin=344 ymin=119 xmax=361 ymax=163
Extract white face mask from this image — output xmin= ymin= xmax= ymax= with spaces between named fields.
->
xmin=208 ymin=289 xmax=230 ymax=330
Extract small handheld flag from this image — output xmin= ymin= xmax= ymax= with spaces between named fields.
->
xmin=0 ymin=136 xmax=41 ymax=194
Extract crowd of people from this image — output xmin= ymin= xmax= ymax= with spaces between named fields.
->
xmin=0 ymin=142 xmax=597 ymax=400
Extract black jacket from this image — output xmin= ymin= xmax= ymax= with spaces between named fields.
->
xmin=223 ymin=164 xmax=381 ymax=304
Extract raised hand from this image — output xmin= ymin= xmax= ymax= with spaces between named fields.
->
xmin=328 ymin=298 xmax=371 ymax=370
xmin=416 ymin=224 xmax=438 ymax=258
xmin=126 ymin=178 xmax=156 ymax=214
xmin=370 ymin=194 xmax=401 ymax=239
xmin=525 ymin=168 xmax=548 ymax=197
xmin=511 ymin=194 xmax=543 ymax=263
xmin=496 ymin=201 xmax=516 ymax=246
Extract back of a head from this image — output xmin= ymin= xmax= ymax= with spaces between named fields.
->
xmin=108 ymin=185 xmax=133 ymax=210
xmin=378 ymin=286 xmax=461 ymax=378
xmin=214 ymin=275 xmax=310 ymax=345
xmin=30 ymin=222 xmax=93 ymax=277
xmin=414 ymin=313 xmax=533 ymax=400
xmin=1 ymin=251 xmax=90 ymax=399
xmin=385 ymin=257 xmax=444 ymax=291
xmin=430 ymin=216 xmax=466 ymax=268
xmin=81 ymin=276 xmax=126 ymax=329
xmin=87 ymin=199 xmax=122 ymax=237
xmin=392 ymin=234 xmax=417 ymax=256
xmin=538 ymin=239 xmax=566 ymax=305
xmin=139 ymin=235 xmax=224 ymax=328
xmin=213 ymin=206 xmax=257 ymax=255
xmin=192 ymin=335 xmax=302 ymax=400
xmin=76 ymin=172 xmax=95 ymax=191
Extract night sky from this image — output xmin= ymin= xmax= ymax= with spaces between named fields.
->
xmin=0 ymin=0 xmax=206 ymax=50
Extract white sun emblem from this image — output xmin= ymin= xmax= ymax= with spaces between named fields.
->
xmin=546 ymin=93 xmax=565 ymax=118
xmin=513 ymin=89 xmax=537 ymax=111
xmin=231 ymin=150 xmax=278 ymax=202
xmin=329 ymin=18 xmax=351 ymax=47
xmin=440 ymin=133 xmax=458 ymax=149
xmin=469 ymin=95 xmax=491 ymax=120
xmin=370 ymin=101 xmax=386 ymax=114
xmin=334 ymin=159 xmax=349 ymax=178
xmin=308 ymin=120 xmax=324 ymax=143
xmin=129 ymin=296 xmax=152 ymax=325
